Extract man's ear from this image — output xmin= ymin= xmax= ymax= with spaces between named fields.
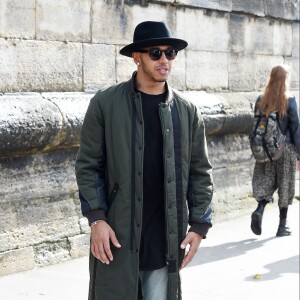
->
xmin=132 ymin=52 xmax=140 ymax=66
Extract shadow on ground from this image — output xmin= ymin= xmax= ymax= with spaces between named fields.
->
xmin=245 ymin=255 xmax=299 ymax=281
xmin=188 ymin=237 xmax=276 ymax=267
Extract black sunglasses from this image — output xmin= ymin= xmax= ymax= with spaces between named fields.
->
xmin=136 ymin=48 xmax=178 ymax=61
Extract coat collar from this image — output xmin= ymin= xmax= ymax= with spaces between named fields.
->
xmin=127 ymin=71 xmax=173 ymax=105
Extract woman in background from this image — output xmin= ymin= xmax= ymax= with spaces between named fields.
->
xmin=250 ymin=64 xmax=300 ymax=237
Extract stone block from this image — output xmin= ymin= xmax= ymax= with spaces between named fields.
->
xmin=34 ymin=240 xmax=71 ymax=267
xmin=228 ymin=53 xmax=284 ymax=91
xmin=168 ymin=53 xmax=187 ymax=91
xmin=83 ymin=44 xmax=116 ymax=91
xmin=211 ymin=162 xmax=254 ymax=222
xmin=254 ymin=55 xmax=286 ymax=89
xmin=0 ymin=39 xmax=83 ymax=93
xmin=184 ymin=91 xmax=227 ymax=135
xmin=36 ymin=0 xmax=91 ymax=42
xmin=42 ymin=93 xmax=91 ymax=148
xmin=183 ymin=91 xmax=256 ymax=136
xmin=0 ymin=216 xmax=80 ymax=252
xmin=116 ymin=52 xmax=136 ymax=84
xmin=177 ymin=8 xmax=229 ymax=52
xmin=292 ymin=23 xmax=299 ymax=57
xmin=0 ymin=0 xmax=35 ymax=39
xmin=0 ymin=93 xmax=91 ymax=156
xmin=232 ymin=0 xmax=265 ymax=17
xmin=178 ymin=0 xmax=232 ymax=11
xmin=265 ymin=0 xmax=300 ymax=21
xmin=273 ymin=21 xmax=292 ymax=56
xmin=285 ymin=57 xmax=300 ymax=90
xmin=69 ymin=234 xmax=90 ymax=258
xmin=79 ymin=217 xmax=90 ymax=234
xmin=186 ymin=51 xmax=228 ymax=91
xmin=0 ymin=94 xmax=62 ymax=156
xmin=92 ymin=1 xmax=172 ymax=45
xmin=0 ymin=247 xmax=35 ymax=276
xmin=229 ymin=14 xmax=272 ymax=55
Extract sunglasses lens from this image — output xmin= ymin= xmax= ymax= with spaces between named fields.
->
xmin=149 ymin=49 xmax=162 ymax=61
xmin=147 ymin=48 xmax=178 ymax=61
xmin=165 ymin=49 xmax=177 ymax=60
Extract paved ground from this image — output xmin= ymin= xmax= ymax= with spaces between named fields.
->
xmin=0 ymin=201 xmax=299 ymax=300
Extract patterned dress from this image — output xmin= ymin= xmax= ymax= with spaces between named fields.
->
xmin=252 ymin=144 xmax=297 ymax=207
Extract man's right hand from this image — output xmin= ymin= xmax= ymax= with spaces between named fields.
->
xmin=91 ymin=220 xmax=121 ymax=264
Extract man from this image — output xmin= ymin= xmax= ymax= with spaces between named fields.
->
xmin=75 ymin=21 xmax=213 ymax=300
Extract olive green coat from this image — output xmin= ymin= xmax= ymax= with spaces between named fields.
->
xmin=75 ymin=73 xmax=213 ymax=300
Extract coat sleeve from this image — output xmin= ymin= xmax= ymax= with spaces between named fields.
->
xmin=187 ymin=106 xmax=213 ymax=238
xmin=75 ymin=92 xmax=108 ymax=225
xmin=288 ymin=97 xmax=300 ymax=159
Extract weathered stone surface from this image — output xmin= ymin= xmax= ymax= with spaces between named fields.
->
xmin=79 ymin=217 xmax=90 ymax=234
xmin=92 ymin=1 xmax=172 ymax=45
xmin=168 ymin=53 xmax=187 ymax=91
xmin=0 ymin=0 xmax=35 ymax=39
xmin=0 ymin=39 xmax=83 ymax=93
xmin=228 ymin=53 xmax=284 ymax=91
xmin=177 ymin=8 xmax=229 ymax=52
xmin=0 ymin=94 xmax=62 ymax=156
xmin=83 ymin=44 xmax=116 ymax=91
xmin=178 ymin=0 xmax=232 ymax=11
xmin=273 ymin=21 xmax=293 ymax=56
xmin=0 ymin=1 xmax=298 ymax=94
xmin=0 ymin=217 xmax=80 ymax=253
xmin=265 ymin=0 xmax=300 ymax=20
xmin=209 ymin=135 xmax=254 ymax=222
xmin=292 ymin=23 xmax=300 ymax=57
xmin=285 ymin=57 xmax=300 ymax=90
xmin=69 ymin=234 xmax=90 ymax=258
xmin=232 ymin=0 xmax=265 ymax=17
xmin=184 ymin=91 xmax=258 ymax=135
xmin=186 ymin=51 xmax=228 ymax=91
xmin=34 ymin=240 xmax=71 ymax=266
xmin=0 ymin=93 xmax=90 ymax=157
xmin=0 ymin=247 xmax=35 ymax=276
xmin=116 ymin=46 xmax=137 ymax=83
xmin=36 ymin=0 xmax=91 ymax=42
xmin=0 ymin=149 xmax=81 ymax=252
xmin=42 ymin=92 xmax=91 ymax=147
xmin=229 ymin=14 xmax=273 ymax=55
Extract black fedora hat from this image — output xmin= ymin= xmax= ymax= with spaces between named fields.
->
xmin=120 ymin=21 xmax=188 ymax=57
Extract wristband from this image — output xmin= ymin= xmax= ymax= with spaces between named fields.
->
xmin=90 ymin=220 xmax=102 ymax=227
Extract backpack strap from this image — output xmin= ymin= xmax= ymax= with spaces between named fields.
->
xmin=275 ymin=112 xmax=288 ymax=135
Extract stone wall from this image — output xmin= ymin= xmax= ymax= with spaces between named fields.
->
xmin=0 ymin=0 xmax=299 ymax=92
xmin=0 ymin=0 xmax=299 ymax=276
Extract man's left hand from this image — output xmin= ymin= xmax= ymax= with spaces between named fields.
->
xmin=180 ymin=232 xmax=203 ymax=269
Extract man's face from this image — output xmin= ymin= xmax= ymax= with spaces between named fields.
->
xmin=133 ymin=45 xmax=177 ymax=84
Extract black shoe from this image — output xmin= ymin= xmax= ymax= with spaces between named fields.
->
xmin=251 ymin=211 xmax=263 ymax=235
xmin=276 ymin=226 xmax=292 ymax=237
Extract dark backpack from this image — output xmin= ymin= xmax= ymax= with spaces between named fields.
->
xmin=249 ymin=110 xmax=286 ymax=163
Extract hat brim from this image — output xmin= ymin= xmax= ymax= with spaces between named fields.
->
xmin=120 ymin=38 xmax=188 ymax=57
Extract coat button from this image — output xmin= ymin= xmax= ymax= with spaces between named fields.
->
xmin=166 ymin=129 xmax=170 ymax=133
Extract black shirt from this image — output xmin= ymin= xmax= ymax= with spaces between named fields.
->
xmin=139 ymin=91 xmax=166 ymax=271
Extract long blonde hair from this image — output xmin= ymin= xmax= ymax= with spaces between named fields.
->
xmin=259 ymin=65 xmax=290 ymax=118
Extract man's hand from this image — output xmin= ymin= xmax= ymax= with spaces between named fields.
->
xmin=91 ymin=220 xmax=121 ymax=264
xmin=180 ymin=232 xmax=203 ymax=269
